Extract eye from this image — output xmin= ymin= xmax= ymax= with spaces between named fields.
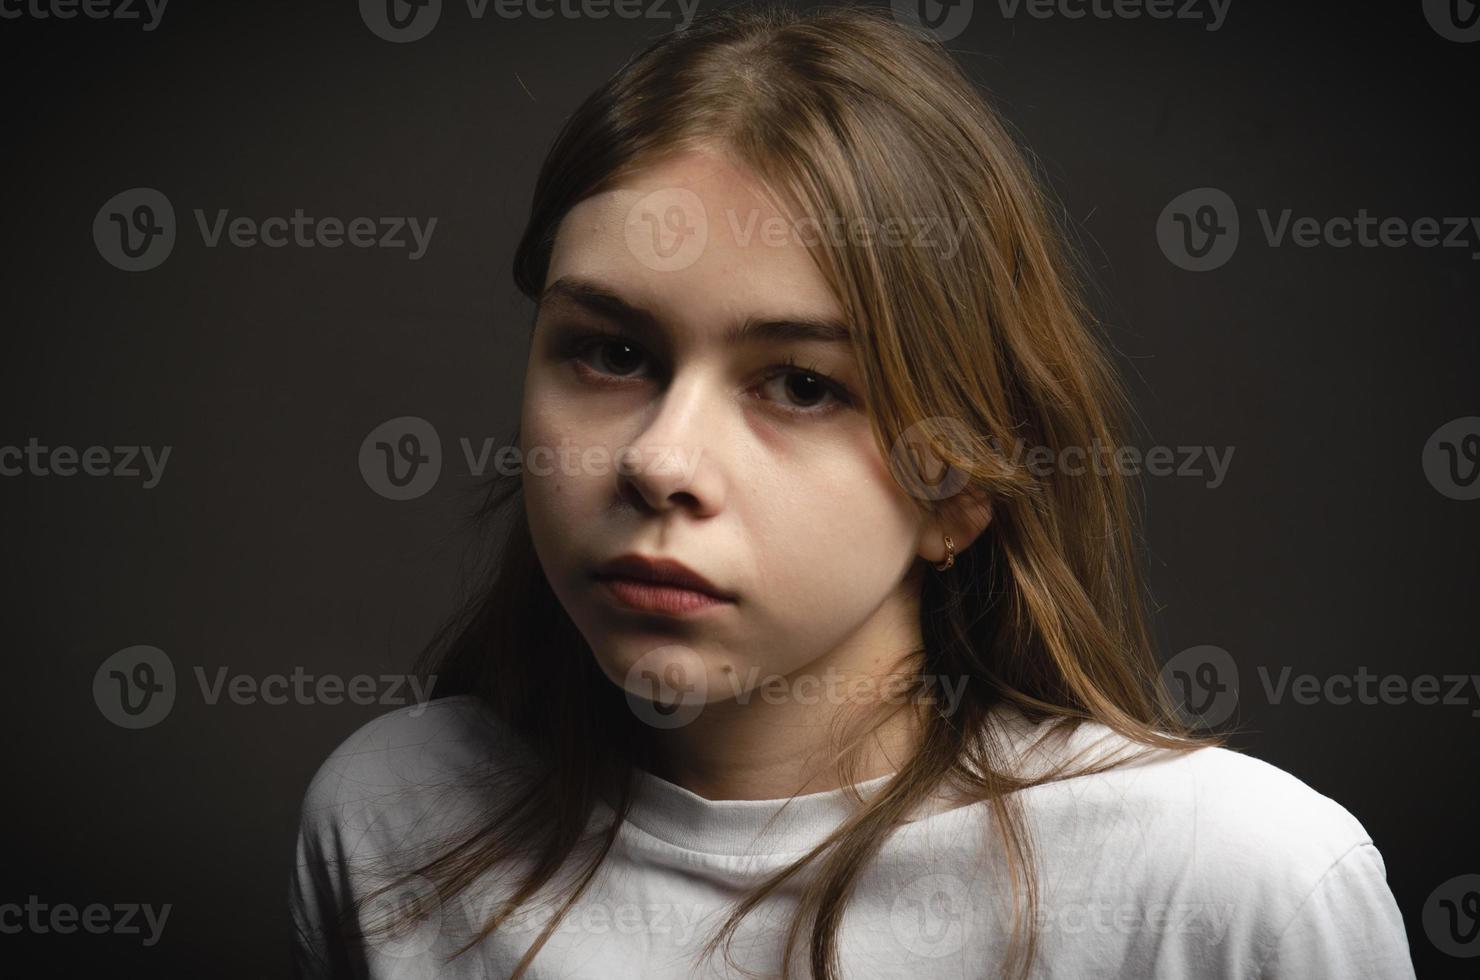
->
xmin=560 ymin=329 xmax=855 ymax=417
xmin=756 ymin=357 xmax=855 ymax=416
xmin=568 ymin=333 xmax=651 ymax=381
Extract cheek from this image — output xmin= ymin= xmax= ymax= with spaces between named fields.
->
xmin=519 ymin=378 xmax=603 ymax=561
xmin=761 ymin=488 xmax=914 ymax=594
xmin=747 ymin=442 xmax=919 ymax=650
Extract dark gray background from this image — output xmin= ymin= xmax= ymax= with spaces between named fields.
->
xmin=1 ymin=0 xmax=1475 ymax=975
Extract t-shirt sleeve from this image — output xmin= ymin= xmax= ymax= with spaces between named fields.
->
xmin=289 ymin=774 xmax=363 ymax=980
xmin=285 ymin=696 xmax=525 ymax=978
xmin=1257 ymin=842 xmax=1415 ymax=980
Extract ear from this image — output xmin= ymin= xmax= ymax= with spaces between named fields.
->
xmin=917 ymin=486 xmax=993 ymax=567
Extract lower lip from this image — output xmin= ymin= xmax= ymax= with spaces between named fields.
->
xmin=597 ymin=576 xmax=733 ymax=616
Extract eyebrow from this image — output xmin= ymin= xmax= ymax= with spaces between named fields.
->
xmin=538 ymin=275 xmax=854 ymax=347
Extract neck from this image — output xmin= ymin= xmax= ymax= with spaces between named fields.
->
xmin=646 ymin=576 xmax=929 ymax=802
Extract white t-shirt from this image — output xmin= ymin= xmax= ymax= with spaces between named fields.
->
xmin=289 ymin=695 xmax=1416 ymax=979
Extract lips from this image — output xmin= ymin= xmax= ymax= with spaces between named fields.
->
xmin=592 ymin=553 xmax=736 ymax=601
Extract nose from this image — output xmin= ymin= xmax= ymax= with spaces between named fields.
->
xmin=617 ymin=371 xmax=725 ymax=517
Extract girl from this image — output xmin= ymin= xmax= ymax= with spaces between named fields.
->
xmin=291 ymin=5 xmax=1415 ymax=978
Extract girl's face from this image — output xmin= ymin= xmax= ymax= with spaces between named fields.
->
xmin=520 ymin=147 xmax=930 ymax=715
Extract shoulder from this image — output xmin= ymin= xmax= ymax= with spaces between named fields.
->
xmin=296 ymin=695 xmax=537 ymax=855
xmin=1120 ymin=738 xmax=1412 ymax=977
xmin=1036 ymin=721 xmax=1375 ymax=877
xmin=289 ymin=697 xmax=543 ymax=969
xmin=1129 ymin=734 xmax=1371 ymax=855
xmin=976 ymin=713 xmax=1416 ymax=977
xmin=1178 ymin=743 xmax=1373 ymax=882
xmin=1013 ymin=720 xmax=1412 ymax=977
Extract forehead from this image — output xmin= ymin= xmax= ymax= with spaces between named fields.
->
xmin=545 ymin=149 xmax=847 ymax=332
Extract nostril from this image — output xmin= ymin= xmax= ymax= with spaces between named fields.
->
xmin=618 ymin=476 xmax=658 ymax=513
xmin=617 ymin=473 xmax=700 ymax=515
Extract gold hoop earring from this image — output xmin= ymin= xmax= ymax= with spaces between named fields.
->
xmin=934 ymin=534 xmax=955 ymax=571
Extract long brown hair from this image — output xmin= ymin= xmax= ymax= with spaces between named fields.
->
xmin=349 ymin=4 xmax=1225 ymax=978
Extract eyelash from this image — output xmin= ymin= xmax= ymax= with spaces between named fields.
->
xmin=559 ymin=329 xmax=856 ymax=416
